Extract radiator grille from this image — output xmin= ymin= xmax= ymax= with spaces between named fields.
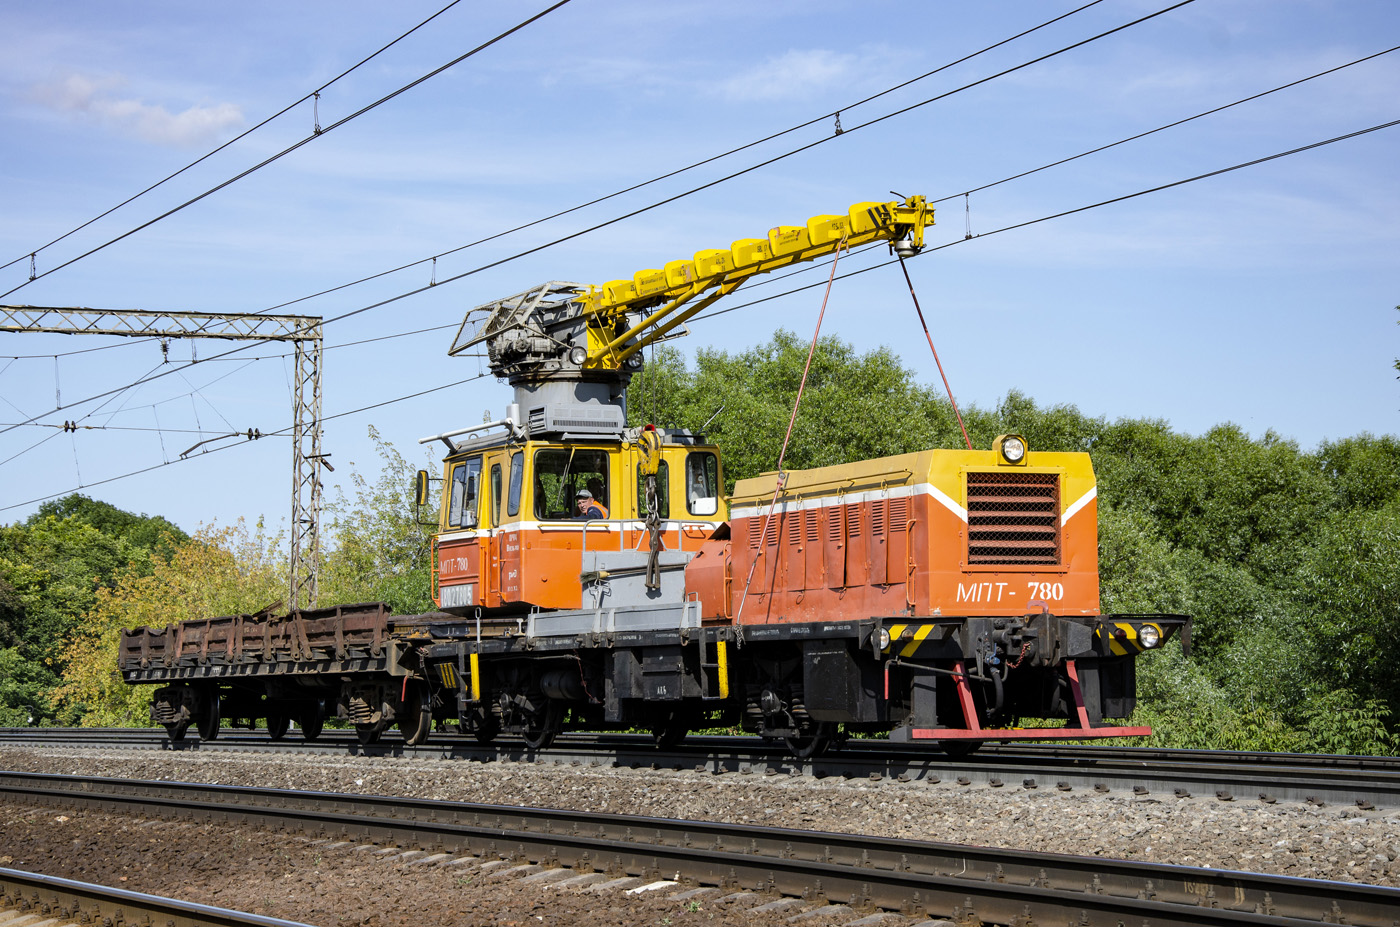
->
xmin=966 ymin=471 xmax=1060 ymax=565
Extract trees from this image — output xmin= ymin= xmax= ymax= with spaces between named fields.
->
xmin=627 ymin=333 xmax=966 ymax=489
xmin=10 ymin=329 xmax=1400 ymax=752
xmin=319 ymin=426 xmax=436 ymax=615
xmin=54 ymin=523 xmax=283 ymax=726
xmin=0 ymin=504 xmax=168 ymax=724
xmin=628 ymin=332 xmax=1400 ymax=753
xmin=51 ymin=427 xmax=437 ymax=724
xmin=31 ymin=494 xmax=187 ymax=554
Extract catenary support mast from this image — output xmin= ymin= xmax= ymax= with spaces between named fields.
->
xmin=0 ymin=305 xmax=324 ymax=609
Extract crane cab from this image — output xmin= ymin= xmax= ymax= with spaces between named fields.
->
xmin=423 ymin=428 xmax=726 ymax=613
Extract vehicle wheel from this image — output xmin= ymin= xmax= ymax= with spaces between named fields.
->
xmin=266 ymin=713 xmax=290 ymax=740
xmin=397 ymin=681 xmax=431 ymax=746
xmin=784 ymin=721 xmax=836 ymax=760
xmin=356 ymin=720 xmax=387 ymax=745
xmin=522 ymin=702 xmax=562 ymax=750
xmin=937 ymin=740 xmax=982 ymax=758
xmin=196 ymin=691 xmax=220 ymax=741
xmin=299 ymin=703 xmax=324 ymax=741
xmin=164 ymin=720 xmax=190 ymax=743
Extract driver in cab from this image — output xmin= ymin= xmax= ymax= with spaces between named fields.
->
xmin=575 ymin=488 xmax=608 ymax=520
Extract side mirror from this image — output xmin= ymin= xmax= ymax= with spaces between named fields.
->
xmin=414 ymin=470 xmax=431 ymax=507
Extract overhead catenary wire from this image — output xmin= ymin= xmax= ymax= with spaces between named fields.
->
xmin=8 ymin=114 xmax=1397 ymax=513
xmin=21 ymin=0 xmax=1388 ymax=504
xmin=0 ymin=0 xmax=1112 ymax=328
xmin=249 ymin=0 xmax=1115 ymax=317
xmin=203 ymin=29 xmax=1400 ymax=337
xmin=0 ymin=0 xmax=576 ymax=300
xmin=1 ymin=321 xmax=457 ymax=362
xmin=5 ymin=33 xmax=1388 ymax=449
xmin=260 ymin=0 xmax=1201 ymax=329
xmin=0 ymin=372 xmax=490 ymax=514
xmin=0 ymin=0 xmax=470 ymax=276
xmin=691 ymin=115 xmax=1400 ymax=323
xmin=0 ymin=356 xmax=261 ymax=468
xmin=930 ymin=42 xmax=1400 ymax=205
xmin=0 ymin=0 xmax=1203 ymax=432
xmin=0 ymin=322 xmax=460 ymax=438
xmin=2 ymin=422 xmax=237 ymax=436
xmin=7 ymin=73 xmax=1390 ymax=454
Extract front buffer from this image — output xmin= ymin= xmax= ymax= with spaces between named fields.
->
xmin=876 ymin=610 xmax=1191 ymax=745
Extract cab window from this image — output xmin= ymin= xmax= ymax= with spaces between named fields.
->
xmin=637 ymin=460 xmax=669 ymax=519
xmin=534 ymin=448 xmax=609 ymax=520
xmin=448 ymin=457 xmax=483 ymax=528
xmin=507 ymin=452 xmax=523 ymax=517
xmin=490 ymin=463 xmax=502 ymax=526
xmin=686 ymin=451 xmax=719 ymax=516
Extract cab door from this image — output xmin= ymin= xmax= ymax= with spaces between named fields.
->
xmin=437 ymin=455 xmax=483 ymax=609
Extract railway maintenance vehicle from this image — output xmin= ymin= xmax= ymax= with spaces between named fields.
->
xmin=118 ymin=195 xmax=1188 ymax=757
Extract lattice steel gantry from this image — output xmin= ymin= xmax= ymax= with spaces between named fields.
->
xmin=0 ymin=304 xmax=325 ymax=610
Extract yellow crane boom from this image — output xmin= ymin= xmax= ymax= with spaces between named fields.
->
xmin=579 ymin=195 xmax=933 ymax=370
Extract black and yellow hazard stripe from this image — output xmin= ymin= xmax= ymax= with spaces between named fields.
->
xmin=434 ymin=653 xmax=482 ymax=701
xmin=1096 ymin=621 xmax=1161 ymax=655
xmin=436 ymin=661 xmax=458 ymax=689
xmin=884 ymin=623 xmax=938 ymax=658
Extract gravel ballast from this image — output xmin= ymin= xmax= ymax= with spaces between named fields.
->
xmin=1 ymin=745 xmax=1397 ymax=925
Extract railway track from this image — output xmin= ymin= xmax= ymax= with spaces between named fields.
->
xmin=1 ymin=770 xmax=1397 ymax=927
xmin=0 ymin=866 xmax=313 ymax=927
xmin=4 ymin=726 xmax=1398 ymax=810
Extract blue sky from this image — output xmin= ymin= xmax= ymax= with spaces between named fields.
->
xmin=1 ymin=0 xmax=1397 ymax=534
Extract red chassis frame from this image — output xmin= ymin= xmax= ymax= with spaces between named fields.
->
xmin=902 ymin=659 xmax=1151 ymax=741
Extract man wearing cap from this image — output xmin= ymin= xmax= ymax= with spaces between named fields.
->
xmin=575 ymin=488 xmax=608 ymax=520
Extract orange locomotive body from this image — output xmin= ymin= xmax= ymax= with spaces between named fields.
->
xmin=408 ymin=431 xmax=1186 ymax=755
xmin=118 ymin=196 xmax=1188 ymax=755
xmin=688 ymin=444 xmax=1100 ymax=626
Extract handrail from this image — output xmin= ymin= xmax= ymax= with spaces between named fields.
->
xmin=573 ymin=517 xmax=713 ymax=557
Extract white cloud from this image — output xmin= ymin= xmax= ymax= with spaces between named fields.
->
xmin=719 ymin=49 xmax=858 ymax=102
xmin=29 ymin=73 xmax=243 ymax=147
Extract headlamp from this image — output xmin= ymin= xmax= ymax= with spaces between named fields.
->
xmin=1139 ymin=624 xmax=1161 ymax=649
xmin=997 ymin=434 xmax=1026 ymax=464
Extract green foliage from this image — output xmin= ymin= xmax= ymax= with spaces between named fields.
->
xmin=0 ymin=515 xmax=145 ymax=667
xmin=1300 ymin=690 xmax=1400 ymax=757
xmin=55 ymin=522 xmax=285 ymax=726
xmin=30 ymin=494 xmax=187 ymax=555
xmin=1295 ymin=501 xmax=1400 ymax=707
xmin=629 ymin=332 xmax=1400 ymax=755
xmin=0 ymin=576 xmax=22 ymax=650
xmin=0 ymin=647 xmax=58 ymax=727
xmin=1315 ymin=434 xmax=1400 ymax=511
xmin=320 ymin=426 xmax=436 ymax=615
xmin=628 ymin=333 xmax=965 ymax=490
xmin=11 ymin=330 xmax=1400 ymax=752
xmin=1132 ymin=643 xmax=1307 ymax=752
xmin=0 ymin=498 xmax=189 ymax=725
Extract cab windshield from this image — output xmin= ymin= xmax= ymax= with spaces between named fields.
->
xmin=534 ymin=448 xmax=608 ymax=520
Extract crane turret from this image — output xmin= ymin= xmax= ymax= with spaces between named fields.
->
xmin=449 ymin=195 xmax=933 ymax=438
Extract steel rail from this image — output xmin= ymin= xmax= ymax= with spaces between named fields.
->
xmin=4 ymin=727 xmax=1398 ymax=810
xmin=0 ymin=866 xmax=314 ymax=927
xmin=1 ymin=771 xmax=1397 ymax=926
